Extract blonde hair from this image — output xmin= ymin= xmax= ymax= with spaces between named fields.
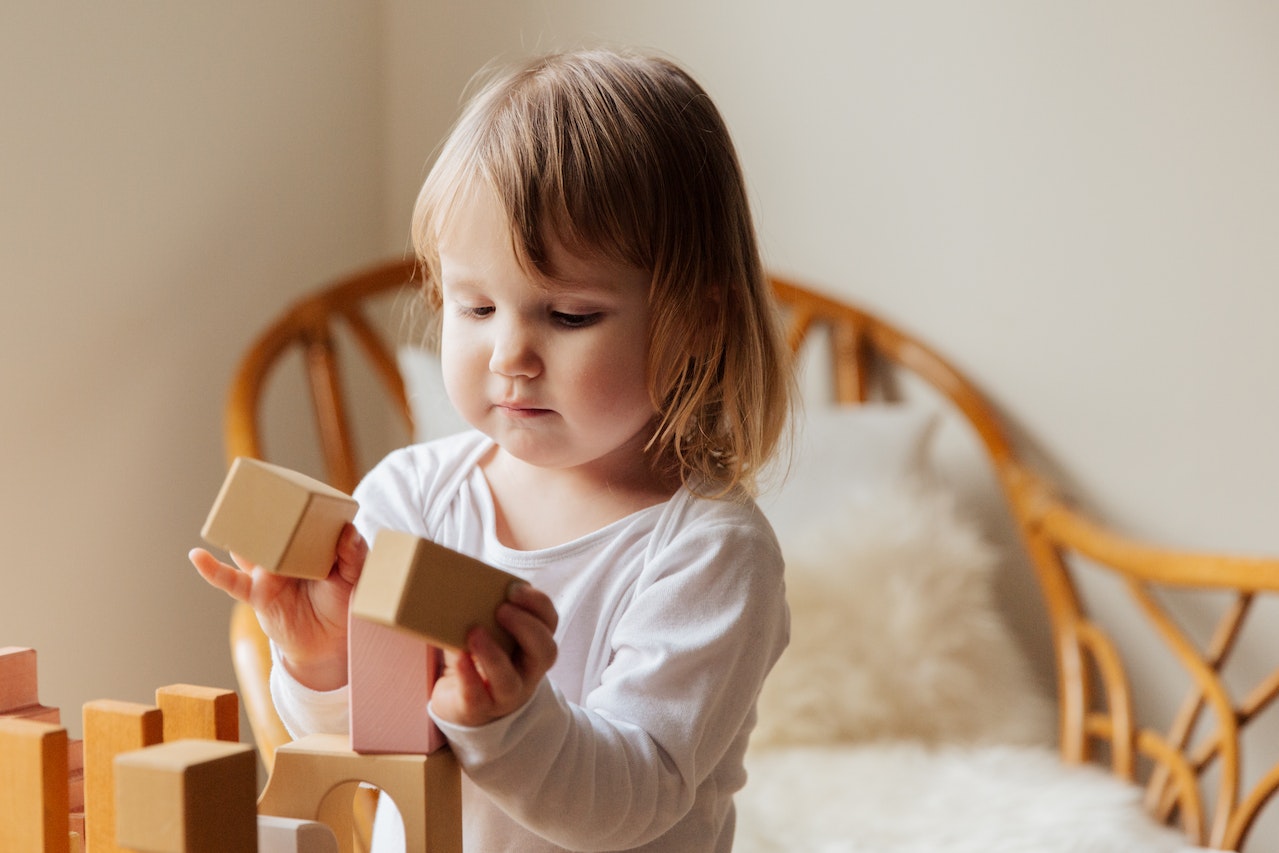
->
xmin=412 ymin=48 xmax=792 ymax=496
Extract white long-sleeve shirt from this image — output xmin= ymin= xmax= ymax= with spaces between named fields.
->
xmin=271 ymin=431 xmax=789 ymax=851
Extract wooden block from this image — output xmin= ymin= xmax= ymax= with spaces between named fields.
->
xmin=0 ymin=717 xmax=70 ymax=853
xmin=0 ymin=646 xmax=39 ymax=712
xmin=68 ymin=738 xmax=85 ymax=812
xmin=348 ymin=614 xmax=444 ymax=755
xmin=114 ymin=739 xmax=257 ymax=853
xmin=258 ymin=734 xmax=460 ymax=853
xmin=8 ymin=703 xmax=61 ymax=724
xmin=201 ymin=457 xmax=358 ymax=580
xmin=83 ymin=700 xmax=163 ymax=853
xmin=351 ymin=530 xmax=518 ymax=655
xmin=155 ymin=685 xmax=239 ymax=743
xmin=256 ymin=816 xmax=338 ymax=853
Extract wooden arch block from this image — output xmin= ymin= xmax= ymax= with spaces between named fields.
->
xmin=114 ymin=739 xmax=257 ymax=852
xmin=257 ymin=734 xmax=461 ymax=853
xmin=0 ymin=717 xmax=70 ymax=853
xmin=202 ymin=457 xmax=358 ymax=580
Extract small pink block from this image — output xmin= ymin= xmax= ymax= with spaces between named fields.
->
xmin=0 ymin=647 xmax=39 ymax=712
xmin=348 ymin=613 xmax=444 ymax=754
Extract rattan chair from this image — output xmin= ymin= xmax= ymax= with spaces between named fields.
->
xmin=223 ymin=261 xmax=1279 ymax=850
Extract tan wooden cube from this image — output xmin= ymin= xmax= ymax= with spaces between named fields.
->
xmin=351 ymin=530 xmax=518 ymax=655
xmin=114 ymin=739 xmax=257 ymax=853
xmin=201 ymin=457 xmax=357 ymax=580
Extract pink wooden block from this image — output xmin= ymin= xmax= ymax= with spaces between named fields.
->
xmin=348 ymin=613 xmax=444 ymax=754
xmin=0 ymin=646 xmax=40 ymax=712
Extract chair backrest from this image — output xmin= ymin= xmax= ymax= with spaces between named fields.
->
xmin=225 ymin=261 xmax=1279 ymax=850
xmin=771 ymin=276 xmax=1279 ymax=851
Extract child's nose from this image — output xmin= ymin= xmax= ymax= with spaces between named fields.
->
xmin=489 ymin=320 xmax=541 ymax=378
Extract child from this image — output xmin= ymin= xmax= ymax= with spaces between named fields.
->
xmin=191 ymin=47 xmax=793 ymax=852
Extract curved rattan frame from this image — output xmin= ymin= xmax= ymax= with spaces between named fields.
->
xmin=224 ymin=264 xmax=1279 ymax=850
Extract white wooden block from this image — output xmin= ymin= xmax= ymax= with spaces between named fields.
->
xmin=257 ymin=815 xmax=339 ymax=853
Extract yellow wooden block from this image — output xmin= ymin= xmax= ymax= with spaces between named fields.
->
xmin=114 ymin=739 xmax=257 ymax=853
xmin=0 ymin=717 xmax=70 ymax=853
xmin=83 ymin=700 xmax=163 ymax=853
xmin=201 ymin=457 xmax=358 ymax=580
xmin=155 ymin=685 xmax=239 ymax=744
xmin=351 ymin=530 xmax=518 ymax=655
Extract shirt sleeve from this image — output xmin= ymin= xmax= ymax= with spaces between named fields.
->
xmin=431 ymin=514 xmax=789 ymax=851
xmin=269 ymin=640 xmax=351 ymax=738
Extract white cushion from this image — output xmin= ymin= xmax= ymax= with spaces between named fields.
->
xmin=758 ymin=403 xmax=939 ymax=541
xmin=397 ymin=346 xmax=469 ymax=443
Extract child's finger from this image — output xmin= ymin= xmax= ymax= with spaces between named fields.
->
xmin=188 ymin=548 xmax=253 ymax=603
xmin=333 ymin=524 xmax=367 ymax=585
xmin=506 ymin=582 xmax=559 ymax=633
xmin=496 ymin=603 xmax=558 ymax=677
xmin=465 ymin=628 xmax=523 ymax=710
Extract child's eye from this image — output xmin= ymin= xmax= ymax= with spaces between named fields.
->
xmin=551 ymin=311 xmax=602 ymax=328
xmin=459 ymin=305 xmax=494 ymax=319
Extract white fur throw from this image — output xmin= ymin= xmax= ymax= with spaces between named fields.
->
xmin=753 ymin=481 xmax=1052 ymax=749
xmin=736 ymin=743 xmax=1195 ymax=852
xmin=740 ymin=480 xmax=1201 ymax=851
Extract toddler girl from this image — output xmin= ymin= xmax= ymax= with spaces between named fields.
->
xmin=193 ymin=47 xmax=793 ymax=852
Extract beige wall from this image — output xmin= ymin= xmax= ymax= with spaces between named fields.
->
xmin=0 ymin=3 xmax=388 ymax=732
xmin=390 ymin=0 xmax=1279 ymax=661
xmin=4 ymin=0 xmax=1277 ymax=836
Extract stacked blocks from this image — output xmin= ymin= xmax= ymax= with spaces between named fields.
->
xmin=258 ymin=734 xmax=461 ymax=852
xmin=196 ymin=459 xmax=472 ymax=847
xmin=201 ymin=457 xmax=358 ymax=580
xmin=1 ymin=646 xmax=81 ymax=850
xmin=0 ymin=651 xmax=349 ymax=853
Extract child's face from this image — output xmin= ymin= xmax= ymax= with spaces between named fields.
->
xmin=436 ymin=187 xmax=656 ymax=479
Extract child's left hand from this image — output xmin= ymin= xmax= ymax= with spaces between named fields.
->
xmin=430 ymin=581 xmax=559 ymax=727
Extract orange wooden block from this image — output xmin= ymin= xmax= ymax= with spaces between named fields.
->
xmin=348 ymin=614 xmax=443 ymax=755
xmin=351 ymin=530 xmax=518 ymax=655
xmin=201 ymin=457 xmax=358 ymax=580
xmin=114 ymin=739 xmax=257 ymax=853
xmin=0 ymin=646 xmax=39 ymax=712
xmin=0 ymin=646 xmax=60 ymax=726
xmin=0 ymin=717 xmax=70 ymax=853
xmin=155 ymin=685 xmax=239 ymax=743
xmin=83 ymin=700 xmax=163 ymax=853
xmin=258 ymin=734 xmax=460 ymax=853
xmin=8 ymin=703 xmax=61 ymax=724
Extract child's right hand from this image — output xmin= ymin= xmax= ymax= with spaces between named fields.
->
xmin=188 ymin=523 xmax=367 ymax=691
